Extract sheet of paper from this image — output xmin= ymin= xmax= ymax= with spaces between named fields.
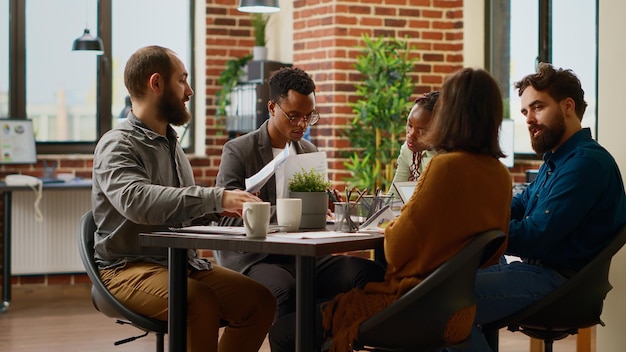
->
xmin=172 ymin=225 xmax=282 ymax=235
xmin=172 ymin=226 xmax=246 ymax=235
xmin=284 ymin=151 xmax=329 ymax=186
xmin=245 ymin=145 xmax=291 ymax=193
xmin=284 ymin=151 xmax=328 ymax=182
xmin=269 ymin=231 xmax=373 ymax=239
xmin=359 ymin=205 xmax=395 ymax=233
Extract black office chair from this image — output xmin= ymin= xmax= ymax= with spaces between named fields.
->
xmin=335 ymin=229 xmax=506 ymax=352
xmin=483 ymin=224 xmax=626 ymax=352
xmin=77 ymin=210 xmax=167 ymax=351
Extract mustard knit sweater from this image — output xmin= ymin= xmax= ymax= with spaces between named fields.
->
xmin=321 ymin=151 xmax=512 ymax=352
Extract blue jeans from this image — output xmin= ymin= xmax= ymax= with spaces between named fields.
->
xmin=445 ymin=261 xmax=568 ymax=352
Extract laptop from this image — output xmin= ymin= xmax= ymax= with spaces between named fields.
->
xmin=392 ymin=181 xmax=417 ymax=204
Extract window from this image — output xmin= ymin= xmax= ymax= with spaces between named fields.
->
xmin=3 ymin=0 xmax=194 ymax=153
xmin=26 ymin=0 xmax=99 ymax=142
xmin=488 ymin=0 xmax=598 ymax=155
xmin=112 ymin=0 xmax=193 ymax=148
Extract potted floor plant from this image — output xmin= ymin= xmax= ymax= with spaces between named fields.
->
xmin=288 ymin=168 xmax=331 ymax=229
xmin=343 ymin=34 xmax=416 ymax=192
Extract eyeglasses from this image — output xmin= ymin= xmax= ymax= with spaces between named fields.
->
xmin=273 ymin=101 xmax=320 ymax=126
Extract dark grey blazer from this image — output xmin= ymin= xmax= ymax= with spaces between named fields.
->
xmin=214 ymin=120 xmax=318 ymax=273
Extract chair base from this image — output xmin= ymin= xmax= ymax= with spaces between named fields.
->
xmin=113 ymin=319 xmax=164 ymax=352
xmin=485 ymin=326 xmax=580 ymax=352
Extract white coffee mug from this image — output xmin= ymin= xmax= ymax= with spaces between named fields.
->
xmin=242 ymin=202 xmax=271 ymax=238
xmin=276 ymin=198 xmax=302 ymax=232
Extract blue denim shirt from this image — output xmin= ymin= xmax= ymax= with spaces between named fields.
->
xmin=508 ymin=128 xmax=626 ymax=271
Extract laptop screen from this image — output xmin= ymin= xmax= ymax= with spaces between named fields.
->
xmin=0 ymin=119 xmax=37 ymax=165
xmin=392 ymin=181 xmax=417 ymax=204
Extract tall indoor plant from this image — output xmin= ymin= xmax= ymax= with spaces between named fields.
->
xmin=343 ymin=35 xmax=416 ymax=192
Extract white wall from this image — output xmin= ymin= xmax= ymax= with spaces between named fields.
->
xmin=194 ymin=1 xmax=207 ymax=155
xmin=266 ymin=0 xmax=293 ymax=64
xmin=596 ymin=0 xmax=626 ymax=350
xmin=463 ymin=1 xmax=484 ymax=68
xmin=464 ymin=1 xmax=626 ymax=350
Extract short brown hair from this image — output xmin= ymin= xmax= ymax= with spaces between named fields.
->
xmin=514 ymin=62 xmax=587 ymax=120
xmin=426 ymin=68 xmax=505 ymax=159
xmin=124 ymin=45 xmax=176 ymax=100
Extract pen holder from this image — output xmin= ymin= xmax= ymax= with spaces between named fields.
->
xmin=360 ymin=195 xmax=394 ymax=220
xmin=334 ymin=202 xmax=364 ymax=233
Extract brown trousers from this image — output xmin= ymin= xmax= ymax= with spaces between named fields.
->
xmin=100 ymin=262 xmax=276 ymax=352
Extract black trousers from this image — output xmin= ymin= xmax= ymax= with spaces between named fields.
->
xmin=247 ymin=254 xmax=385 ymax=352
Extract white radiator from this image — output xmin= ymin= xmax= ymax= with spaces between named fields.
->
xmin=10 ymin=189 xmax=91 ymax=275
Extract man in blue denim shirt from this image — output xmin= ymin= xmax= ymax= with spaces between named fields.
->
xmin=447 ymin=63 xmax=626 ymax=351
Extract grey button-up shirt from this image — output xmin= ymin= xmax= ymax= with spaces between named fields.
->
xmin=92 ymin=114 xmax=223 ymax=270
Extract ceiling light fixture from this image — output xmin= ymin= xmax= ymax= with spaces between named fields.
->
xmin=72 ymin=1 xmax=104 ymax=52
xmin=72 ymin=28 xmax=104 ymax=52
xmin=238 ymin=0 xmax=280 ymax=13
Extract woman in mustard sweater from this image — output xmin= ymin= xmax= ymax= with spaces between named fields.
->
xmin=320 ymin=68 xmax=513 ymax=352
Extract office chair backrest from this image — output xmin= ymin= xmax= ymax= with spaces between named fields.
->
xmin=508 ymin=223 xmax=626 ymax=331
xmin=77 ymin=210 xmax=167 ymax=334
xmin=482 ymin=222 xmax=626 ymax=352
xmin=355 ymin=229 xmax=506 ymax=350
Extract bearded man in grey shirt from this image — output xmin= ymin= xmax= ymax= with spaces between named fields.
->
xmin=92 ymin=45 xmax=276 ymax=352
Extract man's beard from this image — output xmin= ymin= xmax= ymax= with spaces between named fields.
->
xmin=530 ymin=110 xmax=566 ymax=154
xmin=158 ymin=86 xmax=191 ymax=126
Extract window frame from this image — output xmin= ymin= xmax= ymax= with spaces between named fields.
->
xmin=6 ymin=0 xmax=196 ymax=155
xmin=485 ymin=0 xmax=599 ymax=159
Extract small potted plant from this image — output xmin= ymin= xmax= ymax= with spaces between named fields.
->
xmin=251 ymin=13 xmax=269 ymax=61
xmin=288 ymin=168 xmax=331 ymax=229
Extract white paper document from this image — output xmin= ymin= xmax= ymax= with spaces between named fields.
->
xmin=171 ymin=226 xmax=247 ymax=235
xmin=270 ymin=231 xmax=373 ymax=239
xmin=358 ymin=205 xmax=395 ymax=233
xmin=276 ymin=152 xmax=328 ymax=195
xmin=244 ymin=148 xmax=328 ymax=193
xmin=283 ymin=151 xmax=329 ymax=185
xmin=245 ymin=145 xmax=291 ymax=193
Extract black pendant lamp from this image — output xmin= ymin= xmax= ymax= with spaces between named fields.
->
xmin=72 ymin=28 xmax=104 ymax=52
xmin=238 ymin=0 xmax=280 ymax=13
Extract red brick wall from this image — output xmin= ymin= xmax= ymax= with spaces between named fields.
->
xmin=291 ymin=0 xmax=465 ymax=185
xmin=202 ymin=0 xmax=467 ymax=186
xmin=0 ymin=0 xmax=544 ymax=286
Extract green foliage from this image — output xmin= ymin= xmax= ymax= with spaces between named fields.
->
xmin=343 ymin=34 xmax=417 ymax=192
xmin=251 ymin=14 xmax=269 ymax=46
xmin=343 ymin=153 xmax=381 ymax=190
xmin=288 ymin=168 xmax=331 ymax=193
xmin=215 ymin=55 xmax=252 ymax=129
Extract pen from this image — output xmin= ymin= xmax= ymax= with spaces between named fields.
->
xmin=326 ymin=188 xmax=337 ymax=203
xmin=333 ymin=189 xmax=342 ymax=202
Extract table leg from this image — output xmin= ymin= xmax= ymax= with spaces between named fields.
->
xmin=169 ymin=247 xmax=187 ymax=352
xmin=295 ymin=255 xmax=316 ymax=352
xmin=1 ymin=191 xmax=12 ymax=313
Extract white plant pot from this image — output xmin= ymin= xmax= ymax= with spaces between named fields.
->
xmin=253 ymin=46 xmax=267 ymax=61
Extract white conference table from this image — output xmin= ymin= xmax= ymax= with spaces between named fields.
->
xmin=139 ymin=229 xmax=384 ymax=352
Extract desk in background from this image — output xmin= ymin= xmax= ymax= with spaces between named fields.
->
xmin=0 ymin=179 xmax=92 ymax=313
xmin=139 ymin=230 xmax=384 ymax=352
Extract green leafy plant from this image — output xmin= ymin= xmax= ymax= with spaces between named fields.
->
xmin=343 ymin=34 xmax=417 ymax=192
xmin=288 ymin=168 xmax=331 ymax=192
xmin=215 ymin=55 xmax=252 ymax=129
xmin=251 ymin=13 xmax=269 ymax=46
